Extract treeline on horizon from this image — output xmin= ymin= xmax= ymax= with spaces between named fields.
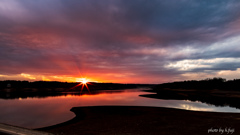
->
xmin=154 ymin=78 xmax=240 ymax=91
xmin=0 ymin=80 xmax=151 ymax=92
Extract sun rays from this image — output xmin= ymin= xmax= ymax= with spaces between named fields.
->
xmin=68 ymin=78 xmax=91 ymax=93
xmin=79 ymin=78 xmax=91 ymax=93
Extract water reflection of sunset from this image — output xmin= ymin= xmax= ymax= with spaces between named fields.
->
xmin=1 ymin=89 xmax=240 ymax=129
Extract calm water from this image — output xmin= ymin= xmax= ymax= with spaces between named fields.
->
xmin=0 ymin=88 xmax=239 ymax=129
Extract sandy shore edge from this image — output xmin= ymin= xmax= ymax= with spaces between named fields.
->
xmin=39 ymin=106 xmax=240 ymax=135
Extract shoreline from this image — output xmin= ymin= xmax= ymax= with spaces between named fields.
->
xmin=38 ymin=106 xmax=240 ymax=135
xmin=144 ymin=88 xmax=240 ymax=109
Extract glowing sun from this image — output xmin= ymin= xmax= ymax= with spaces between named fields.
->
xmin=81 ymin=79 xmax=88 ymax=84
xmin=79 ymin=78 xmax=90 ymax=93
xmin=70 ymin=78 xmax=91 ymax=93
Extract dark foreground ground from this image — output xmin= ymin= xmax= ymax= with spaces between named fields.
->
xmin=39 ymin=106 xmax=240 ymax=135
xmin=0 ymin=123 xmax=53 ymax=135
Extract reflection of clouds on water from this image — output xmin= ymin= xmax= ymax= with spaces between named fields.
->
xmin=0 ymin=88 xmax=240 ymax=129
xmin=137 ymin=98 xmax=240 ymax=112
xmin=179 ymin=103 xmax=213 ymax=112
xmin=139 ymin=94 xmax=240 ymax=113
xmin=167 ymin=100 xmax=240 ymax=113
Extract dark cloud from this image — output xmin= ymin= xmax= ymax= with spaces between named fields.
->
xmin=190 ymin=63 xmax=240 ymax=73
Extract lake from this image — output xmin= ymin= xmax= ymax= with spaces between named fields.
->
xmin=0 ymin=88 xmax=239 ymax=129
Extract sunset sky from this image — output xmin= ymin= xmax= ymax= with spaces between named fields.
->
xmin=0 ymin=0 xmax=240 ymax=84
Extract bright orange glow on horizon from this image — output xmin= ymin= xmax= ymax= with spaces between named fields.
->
xmin=76 ymin=78 xmax=89 ymax=84
xmin=4 ymin=71 xmax=163 ymax=84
